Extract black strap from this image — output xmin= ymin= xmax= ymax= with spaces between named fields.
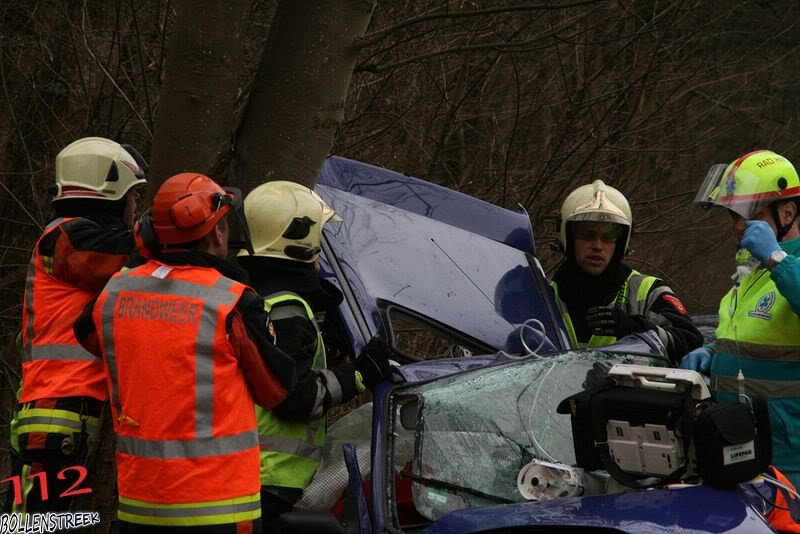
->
xmin=590 ymin=386 xmax=694 ymax=489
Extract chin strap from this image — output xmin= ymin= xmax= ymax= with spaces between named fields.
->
xmin=770 ymin=201 xmax=800 ymax=242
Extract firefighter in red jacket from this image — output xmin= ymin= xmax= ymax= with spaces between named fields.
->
xmin=75 ymin=173 xmax=306 ymax=533
xmin=9 ymin=137 xmax=146 ymax=513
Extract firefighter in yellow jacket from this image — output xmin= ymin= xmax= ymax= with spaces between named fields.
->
xmin=238 ymin=181 xmax=394 ymax=528
xmin=551 ymin=180 xmax=702 ymax=362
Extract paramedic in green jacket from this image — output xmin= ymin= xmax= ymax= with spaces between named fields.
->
xmin=681 ymin=150 xmax=800 ymax=488
xmin=238 ymin=181 xmax=394 ymax=530
xmin=551 ymin=180 xmax=703 ymax=363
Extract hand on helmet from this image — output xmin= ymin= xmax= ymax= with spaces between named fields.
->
xmin=740 ymin=220 xmax=780 ymax=263
xmin=679 ymin=347 xmax=713 ymax=375
xmin=586 ymin=306 xmax=642 ymax=338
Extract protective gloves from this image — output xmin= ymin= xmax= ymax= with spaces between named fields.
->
xmin=354 ymin=336 xmax=395 ymax=390
xmin=586 ymin=306 xmax=642 ymax=338
xmin=740 ymin=220 xmax=780 ymax=263
xmin=679 ymin=346 xmax=713 ymax=375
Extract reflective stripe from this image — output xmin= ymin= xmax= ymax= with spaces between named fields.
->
xmin=106 ymin=272 xmax=239 ymax=305
xmin=119 ymin=500 xmax=260 ymax=518
xmin=27 ymin=344 xmax=97 ymax=361
xmin=196 ymin=276 xmax=235 ymax=439
xmin=553 ymin=271 xmax=659 ymax=348
xmin=264 ymin=292 xmax=323 ymax=342
xmin=102 ymin=281 xmax=123 ymax=415
xmin=716 ymin=339 xmax=800 ymax=362
xmin=259 ymin=435 xmax=322 ymax=461
xmin=17 ymin=417 xmax=92 ymax=432
xmin=308 ymin=379 xmax=327 ymax=421
xmin=714 ymin=375 xmax=800 ymax=398
xmin=23 ymin=259 xmax=35 ymax=362
xmin=627 ymin=273 xmax=658 ymax=315
xmin=263 ymin=291 xmax=302 ymax=313
xmin=117 ymin=429 xmax=258 ymax=459
xmin=103 ymin=270 xmax=239 ymax=434
xmin=118 ymin=494 xmax=260 ymax=526
xmin=319 ymin=368 xmax=343 ymax=407
xmin=16 ymin=408 xmax=100 ymax=435
xmin=23 ymin=218 xmax=67 ymax=362
xmin=644 ymin=285 xmax=673 ymax=311
xmin=45 ymin=218 xmax=67 ymax=231
xmin=269 ymin=304 xmax=311 ymax=322
xmin=17 ymin=424 xmax=83 ymax=434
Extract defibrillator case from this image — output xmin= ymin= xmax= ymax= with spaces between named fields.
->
xmin=557 ymin=364 xmax=772 ymax=488
xmin=694 ymin=397 xmax=771 ymax=486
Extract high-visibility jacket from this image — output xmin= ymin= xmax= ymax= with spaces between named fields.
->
xmin=20 ymin=217 xmax=106 ymax=403
xmin=552 ymin=270 xmax=660 ymax=348
xmin=712 ymin=239 xmax=800 ymax=488
xmin=258 ymin=292 xmax=326 ymax=490
xmin=94 ymin=260 xmax=261 ymax=527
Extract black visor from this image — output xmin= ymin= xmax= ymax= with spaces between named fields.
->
xmin=222 ymin=187 xmax=255 ymax=255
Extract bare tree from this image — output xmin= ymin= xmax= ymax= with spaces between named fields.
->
xmin=147 ymin=0 xmax=253 ymax=194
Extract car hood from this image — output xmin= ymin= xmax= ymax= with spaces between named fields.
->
xmin=315 ymin=156 xmax=566 ymax=355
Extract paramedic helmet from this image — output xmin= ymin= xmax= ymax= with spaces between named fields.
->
xmin=695 ymin=150 xmax=800 ymax=239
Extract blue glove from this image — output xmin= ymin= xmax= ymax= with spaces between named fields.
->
xmin=740 ymin=220 xmax=780 ymax=263
xmin=679 ymin=347 xmax=713 ymax=375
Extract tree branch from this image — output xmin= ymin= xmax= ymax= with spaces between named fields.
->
xmin=360 ymin=0 xmax=606 ymax=47
xmin=81 ymin=0 xmax=153 ymax=138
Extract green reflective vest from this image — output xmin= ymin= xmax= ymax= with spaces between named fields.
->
xmin=552 ymin=270 xmax=659 ymax=348
xmin=258 ymin=292 xmax=326 ymax=490
xmin=712 ymin=241 xmax=800 ymax=487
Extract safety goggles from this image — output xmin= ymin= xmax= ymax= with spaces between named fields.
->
xmin=572 ymin=222 xmax=625 ymax=243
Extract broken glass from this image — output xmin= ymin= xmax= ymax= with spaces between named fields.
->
xmin=395 ymin=350 xmax=666 ymax=520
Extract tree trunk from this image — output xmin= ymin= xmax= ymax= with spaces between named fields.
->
xmin=232 ymin=0 xmax=376 ymax=192
xmin=148 ymin=0 xmax=252 ymax=198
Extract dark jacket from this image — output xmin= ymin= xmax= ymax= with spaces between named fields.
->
xmin=240 ymin=257 xmax=360 ymax=421
xmin=552 ymin=259 xmax=703 ymax=363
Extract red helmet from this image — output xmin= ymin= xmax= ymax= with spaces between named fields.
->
xmin=151 ymin=173 xmax=235 ymax=245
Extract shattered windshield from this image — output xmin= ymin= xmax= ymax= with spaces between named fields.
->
xmin=394 ymin=350 xmax=667 ymax=521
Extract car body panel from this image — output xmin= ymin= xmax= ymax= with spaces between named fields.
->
xmin=316 ymin=156 xmax=567 ymax=356
xmin=422 ymin=484 xmax=772 ymax=533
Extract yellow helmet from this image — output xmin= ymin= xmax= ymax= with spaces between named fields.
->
xmin=695 ymin=150 xmax=800 ymax=220
xmin=240 ymin=181 xmax=338 ymax=263
xmin=53 ymin=137 xmax=146 ymax=203
xmin=559 ymin=179 xmax=633 ymax=253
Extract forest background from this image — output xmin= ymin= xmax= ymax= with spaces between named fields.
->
xmin=1 ymin=0 xmax=798 ymax=527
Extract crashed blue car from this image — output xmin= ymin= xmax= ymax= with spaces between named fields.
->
xmin=282 ymin=156 xmax=778 ymax=533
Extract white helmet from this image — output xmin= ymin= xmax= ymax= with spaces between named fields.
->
xmin=53 ymin=137 xmax=147 ymax=202
xmin=240 ymin=181 xmax=338 ymax=263
xmin=559 ymin=179 xmax=633 ymax=253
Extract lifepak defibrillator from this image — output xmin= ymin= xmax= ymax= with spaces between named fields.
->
xmin=556 ymin=364 xmax=772 ymax=488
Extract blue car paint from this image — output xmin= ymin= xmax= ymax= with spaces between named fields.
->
xmin=317 ymin=157 xmax=536 ymax=255
xmin=315 ymin=160 xmax=567 ymax=356
xmin=313 ymin=157 xmax=776 ymax=533
xmin=421 ymin=484 xmax=771 ymax=533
